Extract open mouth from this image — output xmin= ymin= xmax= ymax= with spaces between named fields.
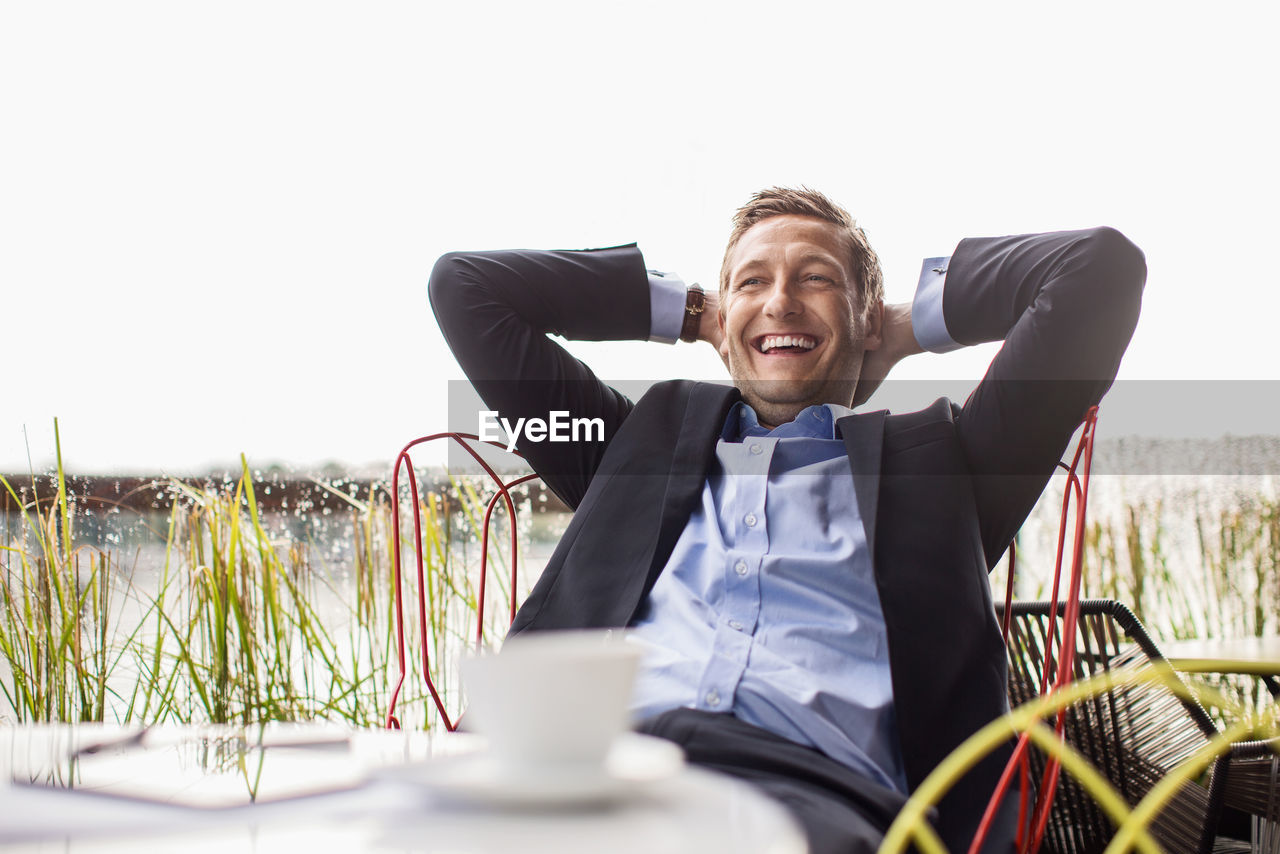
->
xmin=753 ymin=334 xmax=818 ymax=354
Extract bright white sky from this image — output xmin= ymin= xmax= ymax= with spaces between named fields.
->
xmin=3 ymin=1 xmax=1278 ymax=474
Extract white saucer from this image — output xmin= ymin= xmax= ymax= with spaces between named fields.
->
xmin=379 ymin=733 xmax=685 ymax=808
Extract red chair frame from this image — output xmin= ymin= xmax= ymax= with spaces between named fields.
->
xmin=385 ymin=432 xmax=535 ymax=731
xmin=970 ymin=405 xmax=1100 ymax=854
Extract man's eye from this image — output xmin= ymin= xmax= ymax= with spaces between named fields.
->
xmin=807 ymin=274 xmax=831 ymax=283
xmin=739 ymin=277 xmax=763 ymax=288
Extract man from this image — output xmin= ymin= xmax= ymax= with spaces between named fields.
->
xmin=429 ymin=187 xmax=1146 ymax=853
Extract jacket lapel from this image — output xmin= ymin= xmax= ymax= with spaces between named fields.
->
xmin=837 ymin=409 xmax=886 ymax=558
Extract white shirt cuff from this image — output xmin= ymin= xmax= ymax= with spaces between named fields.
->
xmin=911 ymin=256 xmax=961 ymax=353
xmin=647 ymin=269 xmax=687 ymax=344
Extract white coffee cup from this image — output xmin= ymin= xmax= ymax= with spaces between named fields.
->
xmin=461 ymin=630 xmax=642 ymax=771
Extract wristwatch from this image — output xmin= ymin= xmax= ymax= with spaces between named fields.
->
xmin=679 ymin=284 xmax=705 ymax=343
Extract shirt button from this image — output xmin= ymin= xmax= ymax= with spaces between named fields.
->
xmin=744 ymin=513 xmax=757 ymax=527
xmin=728 ymin=619 xmax=743 ymax=631
xmin=734 ymin=560 xmax=748 ymax=576
xmin=749 ymin=443 xmax=763 ymax=455
xmin=705 ymin=690 xmax=721 ymax=707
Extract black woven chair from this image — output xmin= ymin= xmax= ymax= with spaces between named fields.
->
xmin=1218 ymin=747 xmax=1280 ymax=853
xmin=995 ymin=599 xmax=1279 ymax=854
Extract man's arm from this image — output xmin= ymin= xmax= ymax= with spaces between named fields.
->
xmin=428 ymin=245 xmax=654 ymax=509
xmin=942 ymin=227 xmax=1147 ymax=566
xmin=839 ymin=228 xmax=1145 ymax=565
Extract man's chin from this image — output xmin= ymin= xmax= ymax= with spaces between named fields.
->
xmin=736 ymin=380 xmax=838 ymax=426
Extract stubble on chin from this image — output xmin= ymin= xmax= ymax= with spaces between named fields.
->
xmin=724 ymin=337 xmax=865 ymax=425
xmin=734 ymin=377 xmax=859 ymax=427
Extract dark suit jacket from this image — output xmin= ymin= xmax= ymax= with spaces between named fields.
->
xmin=429 ymin=227 xmax=1146 ymax=850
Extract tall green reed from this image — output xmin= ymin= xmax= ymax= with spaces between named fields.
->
xmin=2 ymin=429 xmax=535 ymax=729
xmin=1007 ymin=478 xmax=1279 ymax=642
xmin=0 ymin=420 xmax=121 ymax=722
xmin=1007 ymin=477 xmax=1280 ymax=718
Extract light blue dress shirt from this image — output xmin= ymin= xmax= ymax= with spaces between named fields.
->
xmin=630 ymin=255 xmax=956 ymax=794
xmin=627 ymin=401 xmax=908 ymax=792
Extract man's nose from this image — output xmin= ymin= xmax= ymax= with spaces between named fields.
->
xmin=763 ymin=279 xmax=803 ymax=319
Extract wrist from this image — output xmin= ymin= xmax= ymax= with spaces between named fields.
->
xmin=698 ymin=289 xmax=720 ymax=343
xmin=886 ymin=303 xmax=922 ymax=360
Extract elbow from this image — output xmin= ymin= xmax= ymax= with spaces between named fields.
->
xmin=1085 ymin=229 xmax=1146 ymax=348
xmin=428 ymin=251 xmax=466 ymax=301
xmin=428 ymin=251 xmax=482 ymax=325
xmin=1073 ymin=227 xmax=1147 ymax=333
xmin=1083 ymin=226 xmax=1148 ymax=296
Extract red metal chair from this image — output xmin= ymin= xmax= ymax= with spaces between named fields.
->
xmin=384 ymin=432 xmax=535 ymax=731
xmin=971 ymin=408 xmax=1279 ymax=854
xmin=968 ymin=406 xmax=1103 ymax=853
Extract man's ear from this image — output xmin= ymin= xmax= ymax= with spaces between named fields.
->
xmin=861 ymin=299 xmax=885 ymax=351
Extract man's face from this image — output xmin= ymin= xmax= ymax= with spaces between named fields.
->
xmin=718 ymin=215 xmax=882 ymax=427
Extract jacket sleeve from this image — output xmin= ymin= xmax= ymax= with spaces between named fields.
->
xmin=942 ymin=227 xmax=1147 ymax=566
xmin=428 ymin=244 xmax=653 ymax=509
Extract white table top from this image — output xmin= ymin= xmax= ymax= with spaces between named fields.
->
xmin=1162 ymin=635 xmax=1280 ymax=675
xmin=0 ymin=724 xmax=807 ymax=854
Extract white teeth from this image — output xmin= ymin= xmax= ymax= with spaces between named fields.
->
xmin=759 ymin=335 xmax=816 ymax=352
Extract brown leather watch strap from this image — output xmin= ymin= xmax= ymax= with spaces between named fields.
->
xmin=679 ymin=284 xmax=705 ymax=343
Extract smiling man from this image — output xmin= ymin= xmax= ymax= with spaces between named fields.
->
xmin=429 ymin=187 xmax=1146 ymax=853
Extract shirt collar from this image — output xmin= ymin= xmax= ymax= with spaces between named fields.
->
xmin=721 ymin=401 xmax=852 ymax=442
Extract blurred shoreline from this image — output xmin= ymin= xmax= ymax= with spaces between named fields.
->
xmin=0 ymin=470 xmax=571 ymax=515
